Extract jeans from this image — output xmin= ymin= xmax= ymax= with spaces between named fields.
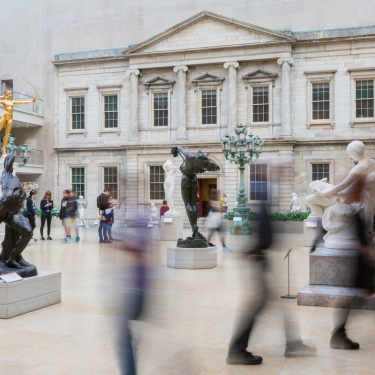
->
xmin=98 ymin=221 xmax=110 ymax=241
xmin=40 ymin=216 xmax=52 ymax=237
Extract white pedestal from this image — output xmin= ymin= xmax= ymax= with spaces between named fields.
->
xmin=303 ymin=213 xmax=320 ymax=246
xmin=0 ymin=271 xmax=61 ymax=319
xmin=160 ymin=216 xmax=183 ymax=241
xmin=167 ymin=245 xmax=217 ymax=269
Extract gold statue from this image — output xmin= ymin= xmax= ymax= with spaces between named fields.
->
xmin=0 ymin=91 xmax=36 ymax=155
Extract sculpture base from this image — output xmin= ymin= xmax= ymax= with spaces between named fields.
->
xmin=160 ymin=216 xmax=183 ymax=241
xmin=0 ymin=259 xmax=37 ymax=278
xmin=230 ymin=224 xmax=252 ymax=235
xmin=297 ymin=284 xmax=375 ymax=310
xmin=176 ymin=231 xmax=209 ymax=248
xmin=167 ymin=245 xmax=217 ymax=269
xmin=0 ymin=271 xmax=61 ymax=318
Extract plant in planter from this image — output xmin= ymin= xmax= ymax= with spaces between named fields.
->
xmin=224 ymin=209 xmax=311 ymax=222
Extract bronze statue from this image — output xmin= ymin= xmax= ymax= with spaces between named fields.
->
xmin=0 ymin=154 xmax=37 ymax=277
xmin=171 ymin=146 xmax=220 ymax=247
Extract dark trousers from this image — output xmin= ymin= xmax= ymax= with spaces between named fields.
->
xmin=40 ymin=216 xmax=52 ymax=237
xmin=98 ymin=220 xmax=109 ymax=241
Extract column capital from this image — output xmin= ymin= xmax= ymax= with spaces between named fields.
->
xmin=223 ymin=61 xmax=241 ymax=70
xmin=126 ymin=69 xmax=142 ymax=76
xmin=277 ymin=58 xmax=294 ymax=66
xmin=173 ymin=65 xmax=189 ymax=73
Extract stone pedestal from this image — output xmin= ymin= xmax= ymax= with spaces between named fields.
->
xmin=160 ymin=216 xmax=183 ymax=241
xmin=167 ymin=246 xmax=217 ymax=269
xmin=0 ymin=271 xmax=61 ymax=318
xmin=303 ymin=213 xmax=320 ymax=246
xmin=297 ymin=247 xmax=375 ymax=309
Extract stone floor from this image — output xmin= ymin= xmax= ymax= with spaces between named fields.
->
xmin=0 ymin=226 xmax=374 ymax=375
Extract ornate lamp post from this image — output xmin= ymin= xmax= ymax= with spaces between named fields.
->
xmin=220 ymin=124 xmax=264 ymax=235
xmin=5 ymin=135 xmax=32 ymax=167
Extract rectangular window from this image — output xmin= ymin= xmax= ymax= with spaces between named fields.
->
xmin=356 ymin=80 xmax=374 ymax=118
xmin=1 ymin=79 xmax=13 ymax=95
xmin=71 ymin=167 xmax=85 ymax=198
xmin=149 ymin=166 xmax=165 ymax=200
xmin=312 ymin=83 xmax=330 ymax=120
xmin=249 ymin=164 xmax=267 ymax=201
xmin=252 ymin=86 xmax=269 ymax=123
xmin=103 ymin=167 xmax=118 ymax=200
xmin=153 ymin=93 xmax=168 ymax=127
xmin=312 ymin=164 xmax=330 ymax=182
xmin=201 ymin=89 xmax=217 ymax=125
xmin=104 ymin=95 xmax=118 ymax=128
xmin=71 ymin=97 xmax=85 ymax=130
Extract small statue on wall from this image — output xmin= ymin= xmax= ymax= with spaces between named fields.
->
xmin=290 ymin=192 xmax=300 ymax=212
xmin=148 ymin=202 xmax=159 ymax=224
xmin=0 ymin=154 xmax=37 ymax=277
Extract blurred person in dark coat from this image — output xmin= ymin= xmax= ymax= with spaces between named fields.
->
xmin=117 ymin=232 xmax=150 ymax=375
xmin=226 ymin=204 xmax=316 ymax=365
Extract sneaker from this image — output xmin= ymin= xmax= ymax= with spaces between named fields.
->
xmin=47 ymin=236 xmax=53 ymax=240
xmin=40 ymin=236 xmax=45 ymax=240
xmin=226 ymin=350 xmax=263 ymax=365
xmin=62 ymin=237 xmax=72 ymax=242
xmin=330 ymin=327 xmax=359 ymax=350
xmin=104 ymin=240 xmax=113 ymax=243
xmin=222 ymin=246 xmax=231 ymax=252
xmin=284 ymin=341 xmax=317 ymax=358
xmin=75 ymin=237 xmax=80 ymax=243
xmin=99 ymin=240 xmax=104 ymax=243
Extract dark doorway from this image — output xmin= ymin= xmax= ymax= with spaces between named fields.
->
xmin=197 ymin=178 xmax=217 ymax=217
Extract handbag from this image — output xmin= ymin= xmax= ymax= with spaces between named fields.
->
xmin=97 ymin=209 xmax=106 ymax=221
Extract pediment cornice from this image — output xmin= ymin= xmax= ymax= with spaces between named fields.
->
xmin=143 ymin=76 xmax=176 ymax=94
xmin=242 ymin=69 xmax=278 ymax=87
xmin=191 ymin=72 xmax=225 ymax=91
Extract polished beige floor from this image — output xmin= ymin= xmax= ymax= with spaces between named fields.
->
xmin=1 ymin=226 xmax=374 ymax=375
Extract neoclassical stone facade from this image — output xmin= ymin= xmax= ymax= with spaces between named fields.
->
xmin=52 ymin=11 xmax=375 ymax=224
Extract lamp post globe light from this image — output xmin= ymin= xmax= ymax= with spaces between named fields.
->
xmin=220 ymin=124 xmax=264 ymax=235
xmin=4 ymin=135 xmax=32 ymax=167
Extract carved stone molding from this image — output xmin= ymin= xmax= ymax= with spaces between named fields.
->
xmin=21 ymin=182 xmax=39 ymax=194
xmin=223 ymin=61 xmax=241 ymax=70
xmin=173 ymin=65 xmax=189 ymax=73
xmin=125 ymin=69 xmax=142 ymax=77
xmin=277 ymin=58 xmax=295 ymax=66
xmin=242 ymin=69 xmax=278 ymax=88
xmin=143 ymin=76 xmax=176 ymax=94
xmin=191 ymin=72 xmax=225 ymax=91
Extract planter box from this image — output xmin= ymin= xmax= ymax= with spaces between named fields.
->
xmin=222 ymin=220 xmax=303 ymax=233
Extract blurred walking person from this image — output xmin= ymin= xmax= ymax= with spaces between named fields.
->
xmin=70 ymin=189 xmax=80 ymax=242
xmin=117 ymin=233 xmax=150 ymax=375
xmin=40 ymin=190 xmax=53 ymax=240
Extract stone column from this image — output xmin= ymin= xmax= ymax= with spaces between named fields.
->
xmin=126 ymin=69 xmax=141 ymax=141
xmin=277 ymin=58 xmax=294 ymax=137
xmin=173 ymin=65 xmax=189 ymax=140
xmin=224 ymin=61 xmax=240 ymax=134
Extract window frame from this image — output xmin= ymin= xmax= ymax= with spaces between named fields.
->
xmin=96 ymin=84 xmax=122 ymax=135
xmin=246 ymin=162 xmax=271 ymax=204
xmin=305 ymin=70 xmax=336 ymax=129
xmin=70 ymin=166 xmax=86 ymax=199
xmin=101 ymin=165 xmax=120 ymax=204
xmin=308 ymin=160 xmax=334 ymax=194
xmin=70 ymin=96 xmax=85 ymax=131
xmin=64 ymin=86 xmax=89 ymax=136
xmin=148 ymin=89 xmax=171 ymax=129
xmin=247 ymin=82 xmax=273 ymax=126
xmin=197 ymin=86 xmax=221 ymax=127
xmin=146 ymin=164 xmax=165 ymax=203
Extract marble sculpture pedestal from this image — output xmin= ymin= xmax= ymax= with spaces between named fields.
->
xmin=160 ymin=215 xmax=183 ymax=241
xmin=167 ymin=245 xmax=217 ymax=269
xmin=0 ymin=271 xmax=61 ymax=318
xmin=297 ymin=247 xmax=375 ymax=309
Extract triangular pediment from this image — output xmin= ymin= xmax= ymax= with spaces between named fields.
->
xmin=242 ymin=69 xmax=278 ymax=80
xmin=124 ymin=11 xmax=296 ymax=56
xmin=191 ymin=72 xmax=225 ymax=91
xmin=143 ymin=76 xmax=176 ymax=94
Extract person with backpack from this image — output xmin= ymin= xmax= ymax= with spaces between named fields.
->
xmin=25 ymin=189 xmax=38 ymax=241
xmin=97 ymin=188 xmax=111 ymax=243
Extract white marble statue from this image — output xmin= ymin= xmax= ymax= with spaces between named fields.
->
xmin=77 ymin=195 xmax=84 ymax=219
xmin=290 ymin=192 xmax=300 ymax=212
xmin=305 ymin=141 xmax=375 ymax=249
xmin=148 ymin=202 xmax=159 ymax=223
xmin=163 ymin=160 xmax=180 ymax=216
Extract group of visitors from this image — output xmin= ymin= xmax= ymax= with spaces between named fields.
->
xmin=23 ymin=189 xmax=54 ymax=241
xmin=97 ymin=188 xmax=121 ymax=243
